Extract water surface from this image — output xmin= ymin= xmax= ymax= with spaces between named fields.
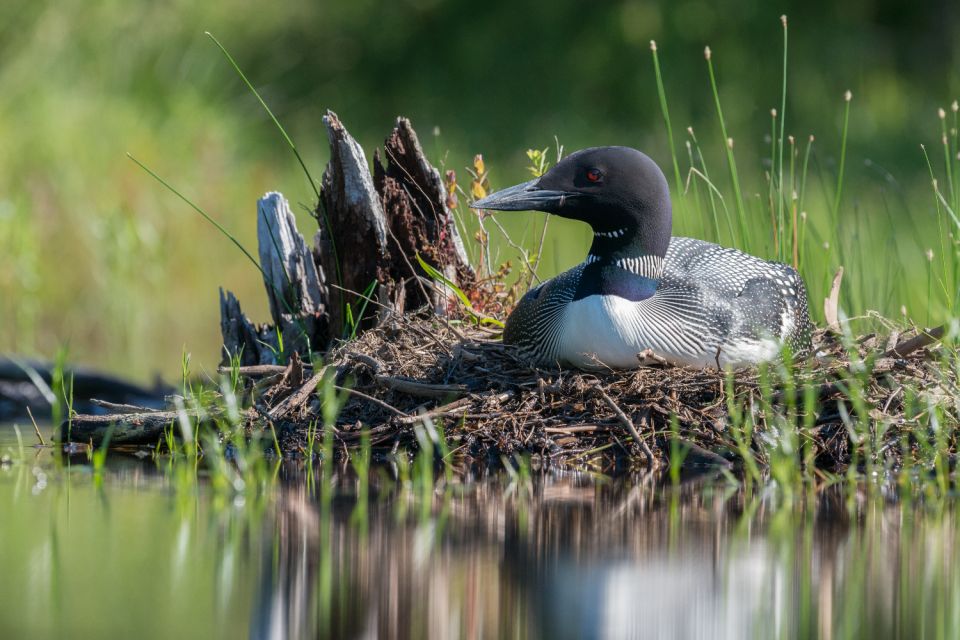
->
xmin=1 ymin=424 xmax=957 ymax=639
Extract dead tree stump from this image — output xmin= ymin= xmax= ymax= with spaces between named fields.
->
xmin=374 ymin=117 xmax=476 ymax=315
xmin=220 ymin=112 xmax=476 ymax=366
xmin=316 ymin=111 xmax=391 ymax=339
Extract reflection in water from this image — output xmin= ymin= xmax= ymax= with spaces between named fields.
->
xmin=254 ymin=467 xmax=958 ymax=640
xmin=1 ymin=427 xmax=958 ymax=639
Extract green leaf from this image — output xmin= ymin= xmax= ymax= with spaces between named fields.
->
xmin=415 ymin=254 xmax=505 ymax=328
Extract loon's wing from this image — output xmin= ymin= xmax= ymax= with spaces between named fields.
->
xmin=664 ymin=236 xmax=812 ymax=351
xmin=503 ymin=264 xmax=585 ymax=362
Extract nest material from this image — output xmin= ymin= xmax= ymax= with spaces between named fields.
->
xmin=246 ymin=312 xmax=952 ymax=472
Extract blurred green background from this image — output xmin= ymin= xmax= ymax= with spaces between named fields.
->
xmin=2 ymin=0 xmax=958 ymax=381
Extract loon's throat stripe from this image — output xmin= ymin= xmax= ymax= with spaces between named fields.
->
xmin=615 ymin=255 xmax=664 ymax=278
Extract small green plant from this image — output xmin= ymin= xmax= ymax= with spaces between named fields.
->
xmin=91 ymin=423 xmax=116 ymax=486
xmin=344 ymin=279 xmax=378 ymax=340
xmin=667 ymin=413 xmax=688 ymax=487
xmin=725 ymin=372 xmax=762 ymax=486
xmin=415 ymin=253 xmax=504 ymax=328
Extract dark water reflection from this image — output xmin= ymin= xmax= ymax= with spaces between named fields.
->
xmin=1 ymin=425 xmax=958 ymax=639
xmin=255 ymin=466 xmax=958 ymax=640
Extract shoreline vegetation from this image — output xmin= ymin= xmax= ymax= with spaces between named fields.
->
xmin=59 ymin=114 xmax=956 ymax=479
xmin=12 ymin=20 xmax=959 ymax=483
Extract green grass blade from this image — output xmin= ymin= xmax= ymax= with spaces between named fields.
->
xmin=650 ymin=41 xmax=684 ymax=202
xmin=704 ymin=46 xmax=748 ymax=248
xmin=777 ymin=16 xmax=789 ymax=260
xmin=832 ymin=91 xmax=852 ymax=221
xmin=415 ymin=254 xmax=504 ymax=328
xmin=127 ymin=154 xmax=264 ymax=277
xmin=205 ymin=32 xmax=319 ymax=200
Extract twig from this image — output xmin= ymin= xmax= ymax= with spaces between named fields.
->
xmin=881 ymin=325 xmax=945 ymax=359
xmin=269 ymin=369 xmax=328 ymax=420
xmin=529 ymin=214 xmax=550 ymax=289
xmin=594 ymin=385 xmax=655 ymax=467
xmin=545 ymin=425 xmax=603 ymax=434
xmin=218 ymin=364 xmax=293 ymax=377
xmin=26 ymin=407 xmax=45 ymax=446
xmin=485 ymin=214 xmax=542 ymax=285
xmin=397 ymin=390 xmax=513 ymax=425
xmin=334 ymin=385 xmax=409 ymax=418
xmin=347 ymin=352 xmax=382 ymax=373
xmin=375 ymin=376 xmax=467 ymax=399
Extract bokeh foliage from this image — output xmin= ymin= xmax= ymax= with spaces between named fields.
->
xmin=1 ymin=0 xmax=958 ymax=379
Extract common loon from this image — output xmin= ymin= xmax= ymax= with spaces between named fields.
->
xmin=471 ymin=146 xmax=812 ymax=370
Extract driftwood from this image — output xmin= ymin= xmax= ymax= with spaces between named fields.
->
xmin=219 ymin=112 xmax=476 ymax=367
xmin=258 ymin=192 xmax=328 ymax=356
xmin=57 ymin=408 xmax=219 ymax=446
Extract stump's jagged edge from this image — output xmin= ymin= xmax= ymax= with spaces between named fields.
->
xmin=257 ymin=192 xmax=328 ymax=356
xmin=316 ymin=111 xmax=391 ymax=341
xmin=219 ymin=288 xmax=278 ymax=366
xmin=374 ymin=117 xmax=476 ymax=315
xmin=218 ymin=112 xmax=477 ymax=366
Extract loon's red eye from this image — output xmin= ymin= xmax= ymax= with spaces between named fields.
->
xmin=586 ymin=168 xmax=603 ymax=183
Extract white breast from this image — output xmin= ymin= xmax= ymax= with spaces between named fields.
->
xmin=556 ymin=296 xmax=642 ymax=368
xmin=556 ymin=295 xmax=779 ymax=370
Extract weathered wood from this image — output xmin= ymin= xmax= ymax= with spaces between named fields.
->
xmin=316 ymin=110 xmax=390 ymax=340
xmin=375 ymin=375 xmax=467 ymax=399
xmin=882 ymin=325 xmax=945 ymax=359
xmin=257 ymin=192 xmax=328 ymax=355
xmin=374 ymin=117 xmax=476 ymax=314
xmin=219 ymin=288 xmax=278 ymax=366
xmin=58 ymin=408 xmax=219 ymax=446
xmin=220 ymin=113 xmax=480 ymax=367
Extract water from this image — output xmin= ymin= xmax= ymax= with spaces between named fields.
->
xmin=1 ymin=424 xmax=959 ymax=639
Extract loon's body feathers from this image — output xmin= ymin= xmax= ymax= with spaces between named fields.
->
xmin=504 ymin=237 xmax=812 ymax=369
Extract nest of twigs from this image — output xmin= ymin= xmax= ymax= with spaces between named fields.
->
xmin=232 ymin=311 xmax=953 ymax=473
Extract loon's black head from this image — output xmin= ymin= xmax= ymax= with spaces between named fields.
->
xmin=471 ymin=146 xmax=672 ymax=258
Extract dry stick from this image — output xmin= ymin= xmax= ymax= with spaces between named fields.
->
xmin=334 ymin=385 xmax=409 ymax=418
xmin=545 ymin=425 xmax=603 ymax=434
xmin=594 ymin=386 xmax=655 ymax=466
xmin=375 ymin=375 xmax=467 ymax=399
xmin=485 ymin=215 xmax=543 ymax=285
xmin=268 ymin=369 xmax=327 ymax=420
xmin=219 ymin=364 xmax=292 ymax=377
xmin=346 ymin=352 xmax=382 ymax=373
xmin=397 ymin=397 xmax=471 ymax=425
xmin=398 ymin=390 xmax=514 ymax=425
xmin=89 ymin=399 xmax=161 ymax=413
xmin=26 ymin=407 xmax=45 ymax=446
xmin=881 ymin=325 xmax=945 ymax=359
xmin=529 ymin=214 xmax=550 ymax=290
